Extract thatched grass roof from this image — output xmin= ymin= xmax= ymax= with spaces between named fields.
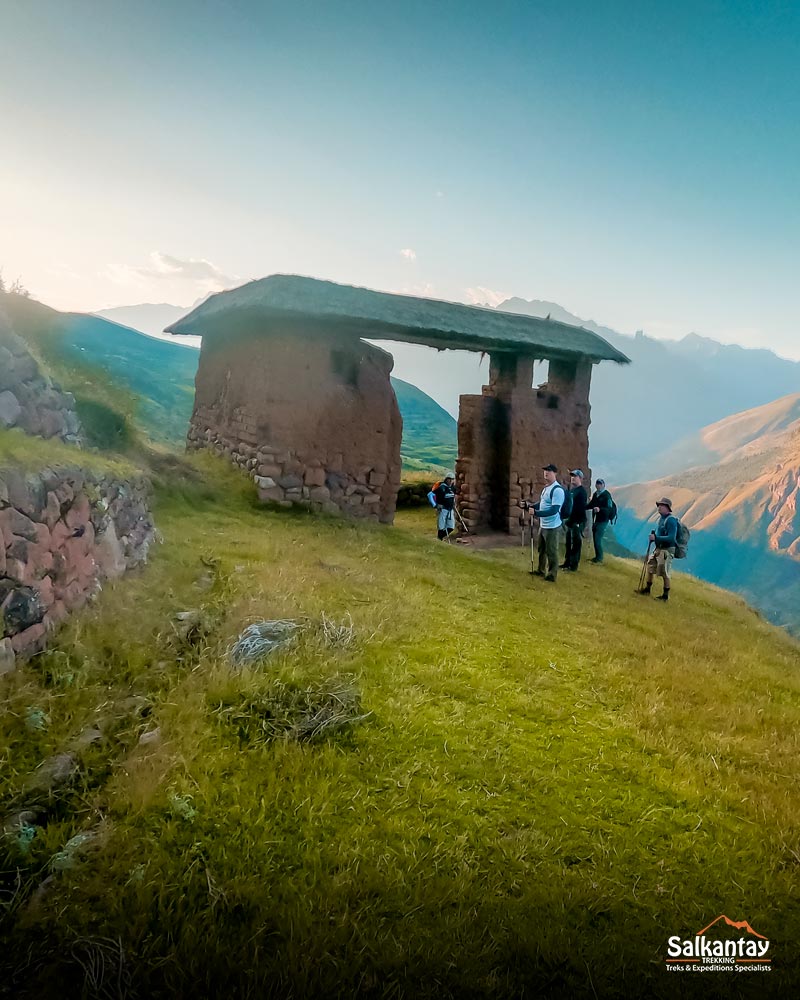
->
xmin=166 ymin=275 xmax=630 ymax=364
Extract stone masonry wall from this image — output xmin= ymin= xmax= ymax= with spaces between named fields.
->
xmin=0 ymin=308 xmax=84 ymax=445
xmin=187 ymin=327 xmax=402 ymax=524
xmin=456 ymin=354 xmax=592 ymax=534
xmin=0 ymin=467 xmax=154 ymax=675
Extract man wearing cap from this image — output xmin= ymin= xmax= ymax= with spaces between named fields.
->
xmin=561 ymin=469 xmax=589 ymax=571
xmin=638 ymin=497 xmax=678 ymax=600
xmin=532 ymin=463 xmax=565 ymax=582
xmin=589 ymin=478 xmax=614 ymax=564
xmin=429 ymin=472 xmax=458 ymax=541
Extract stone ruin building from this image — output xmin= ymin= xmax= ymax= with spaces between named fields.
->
xmin=168 ymin=275 xmax=629 ymax=530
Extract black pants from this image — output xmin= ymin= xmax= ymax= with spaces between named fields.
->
xmin=564 ymin=521 xmax=585 ymax=569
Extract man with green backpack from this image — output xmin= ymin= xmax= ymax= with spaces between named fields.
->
xmin=637 ymin=496 xmax=689 ymax=602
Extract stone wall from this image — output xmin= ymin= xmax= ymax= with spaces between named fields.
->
xmin=456 ymin=353 xmax=592 ymax=534
xmin=0 ymin=309 xmax=83 ymax=445
xmin=0 ymin=466 xmax=154 ymax=674
xmin=187 ymin=326 xmax=402 ymax=523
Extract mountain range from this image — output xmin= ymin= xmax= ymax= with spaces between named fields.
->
xmin=496 ymin=297 xmax=800 ymax=483
xmin=94 ymin=295 xmax=800 ymax=487
xmin=612 ymin=393 xmax=800 ymax=633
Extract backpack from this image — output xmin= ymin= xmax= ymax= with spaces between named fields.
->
xmin=609 ymin=498 xmax=618 ymax=524
xmin=674 ymin=519 xmax=691 ymax=559
xmin=560 ymin=487 xmax=573 ymax=521
xmin=543 ymin=483 xmax=571 ymax=520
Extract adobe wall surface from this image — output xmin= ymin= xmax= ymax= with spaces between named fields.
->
xmin=0 ymin=310 xmax=84 ymax=445
xmin=0 ymin=466 xmax=154 ymax=674
xmin=456 ymin=354 xmax=592 ymax=533
xmin=186 ymin=327 xmax=402 ymax=523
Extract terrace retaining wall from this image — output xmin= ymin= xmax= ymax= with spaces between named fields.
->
xmin=0 ymin=466 xmax=154 ymax=675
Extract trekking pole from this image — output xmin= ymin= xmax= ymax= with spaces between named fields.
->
xmin=638 ymin=540 xmax=653 ymax=591
xmin=529 ymin=508 xmax=537 ymax=576
xmin=454 ymin=506 xmax=470 ymax=534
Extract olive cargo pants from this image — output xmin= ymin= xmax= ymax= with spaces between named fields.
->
xmin=537 ymin=527 xmax=561 ymax=579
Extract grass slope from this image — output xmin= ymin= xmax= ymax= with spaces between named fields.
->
xmin=2 ymin=454 xmax=799 ymax=998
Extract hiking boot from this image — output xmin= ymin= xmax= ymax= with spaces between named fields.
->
xmin=532 ymin=570 xmax=545 ymax=577
xmin=655 ymin=591 xmax=670 ymax=602
xmin=544 ymin=574 xmax=556 ymax=583
xmin=636 ymin=585 xmax=652 ymax=595
xmin=590 ymin=558 xmax=602 ymax=564
xmin=559 ymin=562 xmax=569 ymax=569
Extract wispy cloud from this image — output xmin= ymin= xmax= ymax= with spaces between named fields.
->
xmin=464 ymin=286 xmax=507 ymax=308
xmin=105 ymin=252 xmax=240 ymax=303
xmin=399 ymin=248 xmax=417 ymax=261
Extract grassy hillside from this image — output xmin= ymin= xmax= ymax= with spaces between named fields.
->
xmin=2 ymin=453 xmax=799 ymax=997
xmin=393 ymin=376 xmax=457 ymax=472
xmin=2 ymin=291 xmax=458 ymax=470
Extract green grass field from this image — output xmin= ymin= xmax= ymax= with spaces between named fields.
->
xmin=2 ymin=453 xmax=799 ymax=998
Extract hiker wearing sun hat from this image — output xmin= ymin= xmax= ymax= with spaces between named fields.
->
xmin=637 ymin=497 xmax=678 ymax=600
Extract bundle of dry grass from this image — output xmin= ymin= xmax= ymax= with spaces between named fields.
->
xmin=213 ymin=676 xmax=371 ymax=745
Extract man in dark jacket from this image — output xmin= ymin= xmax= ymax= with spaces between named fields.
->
xmin=638 ymin=497 xmax=678 ymax=601
xmin=561 ymin=469 xmax=588 ymax=571
xmin=589 ymin=478 xmax=614 ymax=564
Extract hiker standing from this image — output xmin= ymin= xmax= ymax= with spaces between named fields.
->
xmin=638 ymin=497 xmax=677 ymax=601
xmin=532 ymin=463 xmax=565 ymax=582
xmin=561 ymin=469 xmax=588 ymax=571
xmin=429 ymin=473 xmax=458 ymax=541
xmin=589 ymin=477 xmax=614 ymax=564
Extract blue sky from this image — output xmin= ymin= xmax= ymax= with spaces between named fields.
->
xmin=1 ymin=0 xmax=799 ymax=358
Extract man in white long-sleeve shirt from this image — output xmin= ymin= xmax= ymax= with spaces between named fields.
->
xmin=532 ymin=463 xmax=565 ymax=583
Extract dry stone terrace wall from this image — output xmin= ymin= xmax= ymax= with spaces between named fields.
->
xmin=0 ymin=312 xmax=83 ymax=445
xmin=0 ymin=466 xmax=154 ymax=674
xmin=187 ymin=327 xmax=402 ymax=523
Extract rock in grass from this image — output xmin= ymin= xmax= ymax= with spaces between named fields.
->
xmin=227 ymin=619 xmax=303 ymax=667
xmin=24 ymin=751 xmax=78 ymax=796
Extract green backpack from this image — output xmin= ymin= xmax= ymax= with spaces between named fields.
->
xmin=674 ymin=519 xmax=691 ymax=559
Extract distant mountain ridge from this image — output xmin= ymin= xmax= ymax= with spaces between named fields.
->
xmin=90 ymin=293 xmax=800 ymax=486
xmin=95 ymin=301 xmax=192 ymax=336
xmin=497 ymin=297 xmax=800 ymax=483
xmin=652 ymin=392 xmax=800 ymax=474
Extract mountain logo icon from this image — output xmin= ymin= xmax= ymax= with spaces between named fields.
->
xmin=667 ymin=915 xmax=771 ymax=968
xmin=696 ymin=915 xmax=767 ymax=940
